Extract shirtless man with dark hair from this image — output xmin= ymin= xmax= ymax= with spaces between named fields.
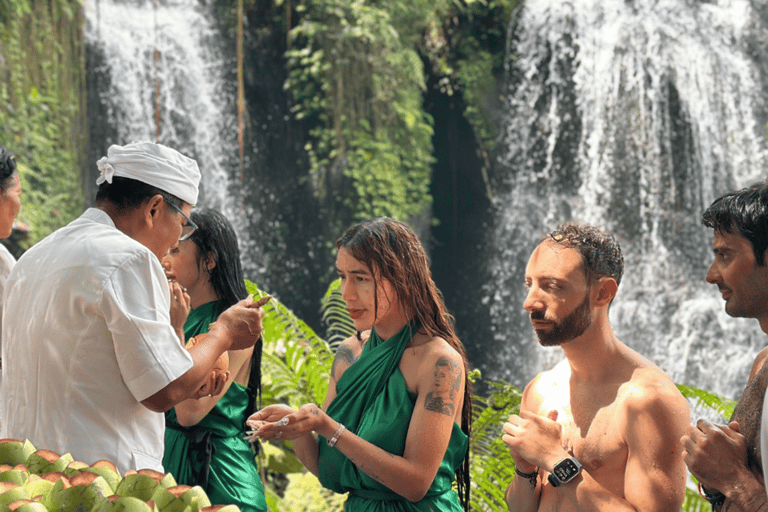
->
xmin=503 ymin=222 xmax=690 ymax=512
xmin=682 ymin=182 xmax=768 ymax=512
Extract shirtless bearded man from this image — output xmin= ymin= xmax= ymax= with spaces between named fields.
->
xmin=502 ymin=222 xmax=690 ymax=512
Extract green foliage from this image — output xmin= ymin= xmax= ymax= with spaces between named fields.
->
xmin=246 ymin=280 xmax=334 ymax=409
xmin=244 ymin=280 xmax=343 ymax=510
xmin=676 ymin=384 xmax=737 ymax=421
xmin=281 ymin=473 xmax=346 ymax=511
xmin=0 ymin=0 xmax=86 ymax=248
xmin=683 ymin=487 xmax=713 ymax=512
xmin=468 ymin=380 xmax=521 ymax=511
xmin=320 ymin=278 xmax=356 ymax=350
xmin=286 ymin=0 xmax=435 ymax=225
xmin=421 ymin=0 xmax=522 ymax=155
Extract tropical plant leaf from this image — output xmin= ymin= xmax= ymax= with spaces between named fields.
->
xmin=676 ymin=384 xmax=737 ymax=420
xmin=321 ymin=278 xmax=356 ymax=351
xmin=683 ymin=486 xmax=713 ymax=512
xmin=468 ymin=380 xmax=522 ymax=511
xmin=246 ymin=280 xmax=334 ymax=408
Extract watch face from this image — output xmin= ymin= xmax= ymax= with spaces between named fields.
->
xmin=553 ymin=459 xmax=580 ymax=480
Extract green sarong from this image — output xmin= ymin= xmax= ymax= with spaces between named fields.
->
xmin=163 ymin=301 xmax=267 ymax=512
xmin=317 ymin=322 xmax=468 ymax=511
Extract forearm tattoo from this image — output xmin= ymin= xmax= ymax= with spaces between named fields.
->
xmin=331 ymin=345 xmax=359 ymax=382
xmin=423 ymin=356 xmax=462 ymax=417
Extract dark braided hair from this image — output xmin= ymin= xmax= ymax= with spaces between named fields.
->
xmin=188 ymin=208 xmax=261 ymax=414
xmin=337 ymin=218 xmax=472 ymax=510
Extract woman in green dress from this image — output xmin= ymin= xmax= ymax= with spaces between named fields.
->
xmin=247 ymin=218 xmax=472 ymax=511
xmin=162 ymin=208 xmax=267 ymax=512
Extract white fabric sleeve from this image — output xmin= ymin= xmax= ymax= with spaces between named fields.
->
xmin=101 ymin=250 xmax=192 ymax=402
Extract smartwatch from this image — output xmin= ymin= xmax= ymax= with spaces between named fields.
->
xmin=547 ymin=457 xmax=582 ymax=487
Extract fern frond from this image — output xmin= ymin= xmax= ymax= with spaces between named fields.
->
xmin=321 ymin=278 xmax=356 ymax=351
xmin=676 ymin=383 xmax=737 ymax=420
xmin=246 ymin=280 xmax=334 ymax=407
xmin=468 ymin=380 xmax=522 ymax=511
xmin=683 ymin=486 xmax=713 ymax=512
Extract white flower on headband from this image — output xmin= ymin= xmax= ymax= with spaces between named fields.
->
xmin=96 ymin=157 xmax=115 ymax=185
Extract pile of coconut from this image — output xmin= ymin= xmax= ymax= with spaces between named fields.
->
xmin=0 ymin=439 xmax=239 ymax=512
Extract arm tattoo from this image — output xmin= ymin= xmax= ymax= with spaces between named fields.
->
xmin=423 ymin=356 xmax=461 ymax=417
xmin=331 ymin=345 xmax=359 ymax=382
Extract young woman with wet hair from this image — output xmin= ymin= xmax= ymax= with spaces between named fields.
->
xmin=162 ymin=207 xmax=266 ymax=512
xmin=248 ymin=217 xmax=472 ymax=511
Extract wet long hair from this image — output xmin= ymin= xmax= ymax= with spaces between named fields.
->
xmin=188 ymin=208 xmax=261 ymax=412
xmin=336 ymin=217 xmax=472 ymax=510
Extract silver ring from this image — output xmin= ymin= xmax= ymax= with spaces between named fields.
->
xmin=173 ymin=295 xmax=178 ymax=301
xmin=275 ymin=431 xmax=283 ymax=440
xmin=276 ymin=417 xmax=290 ymax=427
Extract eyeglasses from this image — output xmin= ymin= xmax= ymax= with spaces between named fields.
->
xmin=163 ymin=198 xmax=198 ymax=241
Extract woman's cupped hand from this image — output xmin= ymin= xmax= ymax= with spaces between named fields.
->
xmin=245 ymin=403 xmax=326 ymax=442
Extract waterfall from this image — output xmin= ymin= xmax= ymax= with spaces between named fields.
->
xmin=487 ymin=0 xmax=768 ymax=399
xmin=84 ymin=0 xmax=264 ymax=274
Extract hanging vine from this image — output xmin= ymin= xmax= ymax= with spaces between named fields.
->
xmin=285 ymin=0 xmax=435 ymax=225
xmin=0 ymin=0 xmax=85 ymax=247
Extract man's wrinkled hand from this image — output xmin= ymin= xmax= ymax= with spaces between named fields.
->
xmin=215 ymin=295 xmax=270 ymax=351
xmin=682 ymin=419 xmax=748 ymax=493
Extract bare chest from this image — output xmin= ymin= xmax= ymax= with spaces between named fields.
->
xmin=539 ymin=387 xmax=628 ymax=481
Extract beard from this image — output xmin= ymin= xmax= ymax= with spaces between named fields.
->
xmin=531 ymin=294 xmax=592 ymax=347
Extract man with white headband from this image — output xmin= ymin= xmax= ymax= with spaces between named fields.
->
xmin=0 ymin=142 xmax=265 ymax=474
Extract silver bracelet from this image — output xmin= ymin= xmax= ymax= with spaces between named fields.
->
xmin=327 ymin=423 xmax=346 ymax=447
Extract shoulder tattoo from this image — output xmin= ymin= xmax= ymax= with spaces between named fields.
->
xmin=331 ymin=345 xmax=360 ymax=382
xmin=423 ymin=356 xmax=462 ymax=417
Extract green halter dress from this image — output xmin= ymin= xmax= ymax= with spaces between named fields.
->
xmin=163 ymin=301 xmax=267 ymax=512
xmin=317 ymin=322 xmax=468 ymax=511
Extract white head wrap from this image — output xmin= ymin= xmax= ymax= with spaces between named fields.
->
xmin=96 ymin=142 xmax=201 ymax=205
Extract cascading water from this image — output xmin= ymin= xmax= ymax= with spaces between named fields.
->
xmin=485 ymin=0 xmax=768 ymax=400
xmin=84 ymin=0 xmax=265 ymax=274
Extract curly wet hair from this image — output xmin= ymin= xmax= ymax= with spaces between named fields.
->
xmin=544 ymin=222 xmax=624 ymax=287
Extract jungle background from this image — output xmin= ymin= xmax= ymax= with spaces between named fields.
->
xmin=1 ymin=0 xmax=764 ymax=510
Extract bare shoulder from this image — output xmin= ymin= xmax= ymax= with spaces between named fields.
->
xmin=522 ymin=359 xmax=569 ymax=412
xmin=749 ymin=346 xmax=768 ymax=380
xmin=331 ymin=333 xmax=366 ymax=382
xmin=620 ymin=364 xmax=689 ymax=420
xmin=408 ymin=333 xmax=464 ymax=375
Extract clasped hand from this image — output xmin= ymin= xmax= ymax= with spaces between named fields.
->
xmin=502 ymin=410 xmax=565 ymax=471
xmin=681 ymin=419 xmax=748 ymax=493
